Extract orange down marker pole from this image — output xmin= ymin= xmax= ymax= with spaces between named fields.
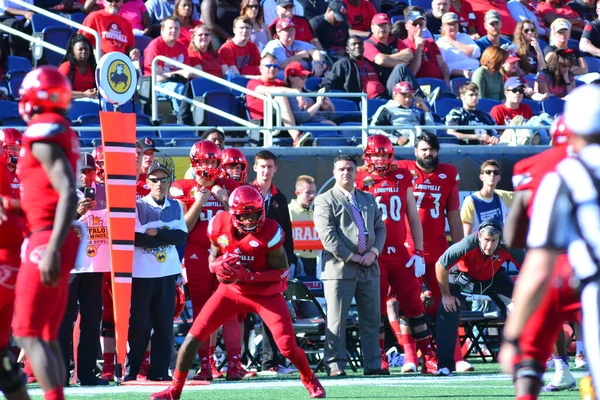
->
xmin=100 ymin=110 xmax=137 ymax=367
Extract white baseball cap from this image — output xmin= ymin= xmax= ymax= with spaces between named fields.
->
xmin=564 ymin=84 xmax=600 ymax=136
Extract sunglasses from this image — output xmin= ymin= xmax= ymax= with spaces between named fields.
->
xmin=412 ymin=21 xmax=425 ymax=27
xmin=508 ymin=87 xmax=525 ymax=94
xmin=148 ymin=177 xmax=169 ymax=183
xmin=247 ymin=4 xmax=259 ymax=8
xmin=262 ymin=63 xmax=280 ymax=69
xmin=483 ymin=170 xmax=501 ymax=176
xmin=523 ymin=28 xmax=535 ymax=34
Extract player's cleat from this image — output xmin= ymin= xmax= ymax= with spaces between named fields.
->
xmin=401 ymin=362 xmax=417 ymax=373
xmin=226 ymin=357 xmax=243 ymax=381
xmin=381 ymin=353 xmax=390 ymax=374
xmin=191 ymin=359 xmax=213 ymax=381
xmin=301 ymin=373 xmax=326 ymax=398
xmin=210 ymin=357 xmax=224 ymax=379
xmin=23 ymin=359 xmax=37 ymax=383
xmin=101 ymin=355 xmax=115 ymax=381
xmin=575 ymin=353 xmax=587 ymax=369
xmin=137 ymin=355 xmax=151 ymax=381
xmin=436 ymin=367 xmax=452 ymax=377
xmin=149 ymin=386 xmax=181 ymax=400
xmin=239 ymin=365 xmax=257 ymax=378
xmin=421 ymin=352 xmax=438 ymax=375
xmin=455 ymin=360 xmax=475 ymax=372
xmin=542 ymin=368 xmax=577 ymax=391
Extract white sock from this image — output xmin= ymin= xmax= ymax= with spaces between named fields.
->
xmin=554 ymin=357 xmax=569 ymax=371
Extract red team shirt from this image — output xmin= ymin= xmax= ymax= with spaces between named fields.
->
xmin=217 ymin=40 xmax=261 ymax=76
xmin=7 ymin=169 xmax=20 ymax=200
xmin=342 ymin=0 xmax=377 ymax=32
xmin=143 ymin=37 xmax=190 ymax=76
xmin=58 ymin=62 xmax=97 ymax=93
xmin=207 ymin=211 xmax=286 ymax=296
xmin=397 ymin=38 xmax=443 ymax=79
xmin=80 ymin=11 xmax=135 ymax=55
xmin=187 ymin=49 xmax=224 ymax=78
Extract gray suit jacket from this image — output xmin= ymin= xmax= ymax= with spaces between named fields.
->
xmin=313 ymin=185 xmax=386 ymax=280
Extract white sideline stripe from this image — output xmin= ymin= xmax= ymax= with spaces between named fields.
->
xmin=104 ymin=147 xmax=137 ymax=153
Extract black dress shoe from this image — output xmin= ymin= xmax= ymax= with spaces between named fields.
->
xmin=328 ymin=369 xmax=346 ymax=377
xmin=364 ymin=368 xmax=390 ymax=376
xmin=79 ymin=377 xmax=110 ymax=386
xmin=148 ymin=375 xmax=173 ymax=382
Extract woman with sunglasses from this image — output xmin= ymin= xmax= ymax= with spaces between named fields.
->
xmin=188 ymin=25 xmax=228 ymax=77
xmin=513 ymin=19 xmax=546 ymax=75
xmin=534 ymin=48 xmax=577 ymax=99
xmin=241 ymin=0 xmax=271 ymax=52
xmin=201 ymin=0 xmax=242 ymax=48
xmin=471 ymin=45 xmax=507 ymax=101
xmin=507 ymin=0 xmax=549 ymax=39
xmin=174 ymin=0 xmax=202 ymax=48
xmin=58 ymin=33 xmax=98 ymax=100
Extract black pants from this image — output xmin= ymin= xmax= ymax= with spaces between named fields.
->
xmin=435 ymin=268 xmax=514 ymax=370
xmin=126 ymin=275 xmax=176 ymax=380
xmin=58 ymin=272 xmax=104 ymax=384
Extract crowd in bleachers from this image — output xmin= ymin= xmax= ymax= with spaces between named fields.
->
xmin=0 ymin=0 xmax=600 ymax=146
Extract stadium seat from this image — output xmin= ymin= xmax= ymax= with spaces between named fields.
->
xmin=134 ymin=35 xmax=153 ymax=53
xmin=8 ymin=77 xmax=23 ymax=99
xmin=158 ymin=125 xmax=198 ymax=139
xmin=542 ymin=97 xmax=565 ymax=117
xmin=567 ymin=38 xmax=579 ymax=51
xmin=364 ymin=98 xmax=387 ymax=119
xmin=42 ymin=27 xmax=73 ymax=66
xmin=190 ymin=77 xmax=226 ymax=97
xmin=312 ymin=137 xmax=350 ymax=146
xmin=409 ymin=0 xmax=432 ymax=9
xmin=300 ymin=121 xmax=339 ymax=138
xmin=6 ymin=56 xmax=32 ymax=76
xmin=522 ymin=74 xmax=536 ymax=88
xmin=417 ymin=77 xmax=450 ymax=98
xmin=32 ymin=13 xmax=69 ymax=32
xmin=305 ymin=77 xmax=322 ymax=91
xmin=434 ymin=97 xmax=461 ymax=119
xmin=331 ymin=98 xmax=360 ymax=120
xmin=230 ymin=76 xmax=250 ymax=96
xmin=76 ymin=114 xmax=102 ymax=146
xmin=0 ymin=100 xmax=19 ymax=121
xmin=68 ymin=101 xmax=100 ymax=121
xmin=450 ymin=77 xmax=468 ymax=98
xmin=0 ymin=116 xmax=26 ymax=127
xmin=584 ymin=56 xmax=600 ymax=73
xmin=203 ymin=90 xmax=238 ymax=126
xmin=171 ymin=136 xmax=202 ymax=147
xmin=391 ymin=15 xmax=404 ymax=24
xmin=338 ymin=122 xmax=363 ymax=144
xmin=476 ymin=98 xmax=501 ymax=113
xmin=69 ymin=12 xmax=86 ymax=25
xmin=521 ymin=98 xmax=542 ymax=115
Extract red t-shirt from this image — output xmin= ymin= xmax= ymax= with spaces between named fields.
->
xmin=188 ymin=49 xmax=224 ymax=78
xmin=136 ymin=173 xmax=150 ymax=199
xmin=450 ymin=1 xmax=476 ymax=30
xmin=464 ymin=0 xmax=517 ymax=36
xmin=536 ymin=1 xmax=581 ymax=21
xmin=80 ymin=10 xmax=135 ymax=55
xmin=218 ymin=39 xmax=261 ymax=75
xmin=143 ymin=36 xmax=189 ymax=76
xmin=490 ymin=103 xmax=534 ymax=125
xmin=58 ymin=62 xmax=96 ymax=92
xmin=355 ymin=58 xmax=384 ymax=98
xmin=342 ymin=0 xmax=377 ymax=32
xmin=398 ymin=38 xmax=442 ymax=79
xmin=96 ymin=0 xmax=147 ymax=30
xmin=269 ymin=16 xmax=315 ymax=43
xmin=177 ymin=20 xmax=202 ymax=49
xmin=246 ymin=78 xmax=285 ymax=120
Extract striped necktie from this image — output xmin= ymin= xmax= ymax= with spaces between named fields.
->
xmin=349 ymin=192 xmax=367 ymax=254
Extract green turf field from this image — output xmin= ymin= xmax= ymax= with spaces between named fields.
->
xmin=27 ymin=362 xmax=585 ymax=399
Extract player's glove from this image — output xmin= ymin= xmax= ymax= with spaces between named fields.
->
xmin=209 ymin=253 xmax=240 ymax=283
xmin=406 ymin=249 xmax=425 ymax=278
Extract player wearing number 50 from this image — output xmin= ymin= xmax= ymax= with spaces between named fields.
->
xmin=313 ymin=155 xmax=387 ymax=376
xmin=169 ymin=140 xmax=240 ymax=380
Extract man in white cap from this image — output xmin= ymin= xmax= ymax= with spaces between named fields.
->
xmin=499 ymin=83 xmax=600 ymax=398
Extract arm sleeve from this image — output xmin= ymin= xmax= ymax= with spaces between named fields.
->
xmin=155 ymin=229 xmax=188 ymax=246
xmin=321 ymin=60 xmax=346 ymax=90
xmin=438 ymin=234 xmax=477 ymax=268
xmin=460 ymin=195 xmax=475 ymax=224
xmin=363 ymin=40 xmax=380 ymax=63
xmin=134 ymin=232 xmax=164 ymax=248
xmin=445 ymin=108 xmax=463 ymax=126
xmin=582 ymin=23 xmax=593 ymax=41
xmin=506 ymin=246 xmax=526 ymax=268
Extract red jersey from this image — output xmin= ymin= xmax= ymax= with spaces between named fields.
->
xmin=188 ymin=49 xmax=224 ymax=78
xmin=58 ymin=62 xmax=96 ymax=92
xmin=342 ymin=0 xmax=377 ymax=32
xmin=136 ymin=173 xmax=150 ymax=199
xmin=207 ymin=211 xmax=286 ymax=296
xmin=450 ymin=1 xmax=476 ymax=30
xmin=170 ymin=177 xmax=238 ymax=246
xmin=143 ymin=36 xmax=190 ymax=76
xmin=7 ymin=169 xmax=20 ymax=200
xmin=217 ymin=39 xmax=261 ymax=76
xmin=397 ymin=38 xmax=442 ymax=79
xmin=490 ymin=103 xmax=534 ymax=125
xmin=246 ymin=78 xmax=285 ymax=120
xmin=0 ymin=158 xmax=24 ymax=266
xmin=17 ymin=113 xmax=79 ymax=233
xmin=177 ymin=20 xmax=202 ymax=49
xmin=395 ymin=160 xmax=460 ymax=241
xmin=355 ymin=167 xmax=413 ymax=248
xmin=80 ymin=10 xmax=135 ymax=55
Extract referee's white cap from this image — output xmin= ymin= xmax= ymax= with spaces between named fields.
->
xmin=564 ymin=84 xmax=600 ymax=136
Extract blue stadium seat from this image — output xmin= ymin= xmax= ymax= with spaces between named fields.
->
xmin=364 ymin=98 xmax=387 ymax=119
xmin=32 ymin=13 xmax=69 ymax=33
xmin=330 ymin=98 xmax=360 ymax=118
xmin=542 ymin=97 xmax=565 ymax=117
xmin=171 ymin=136 xmax=201 ymax=147
xmin=300 ymin=121 xmax=339 ymax=138
xmin=69 ymin=12 xmax=86 ymax=25
xmin=305 ymin=77 xmax=322 ymax=91
xmin=42 ymin=27 xmax=73 ymax=66
xmin=434 ymin=98 xmax=461 ymax=119
xmin=417 ymin=77 xmax=448 ymax=97
xmin=8 ymin=78 xmax=23 ymax=99
xmin=450 ymin=77 xmax=468 ymax=98
xmin=203 ymin=90 xmax=238 ymax=126
xmin=584 ymin=56 xmax=600 ymax=73
xmin=68 ymin=101 xmax=100 ymax=121
xmin=76 ymin=114 xmax=101 ymax=146
xmin=391 ymin=15 xmax=404 ymax=24
xmin=522 ymin=74 xmax=536 ymax=88
xmin=567 ymin=38 xmax=579 ymax=51
xmin=158 ymin=125 xmax=198 ymax=139
xmin=338 ymin=121 xmax=363 ymax=144
xmin=7 ymin=56 xmax=32 ymax=75
xmin=409 ymin=0 xmax=432 ymax=9
xmin=230 ymin=76 xmax=250 ymax=96
xmin=477 ymin=98 xmax=501 ymax=113
xmin=136 ymin=115 xmax=157 ymax=137
xmin=312 ymin=137 xmax=350 ymax=146
xmin=0 ymin=116 xmax=26 ymax=127
xmin=0 ymin=100 xmax=19 ymax=120
xmin=521 ymin=98 xmax=542 ymax=115
xmin=135 ymin=35 xmax=153 ymax=53
xmin=190 ymin=77 xmax=226 ymax=97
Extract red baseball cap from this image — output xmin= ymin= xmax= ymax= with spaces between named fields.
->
xmin=371 ymin=13 xmax=390 ymax=25
xmin=392 ymin=81 xmax=414 ymax=95
xmin=276 ymin=17 xmax=295 ymax=32
xmin=285 ymin=61 xmax=311 ymax=78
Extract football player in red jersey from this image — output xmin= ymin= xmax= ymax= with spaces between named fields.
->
xmin=12 ymin=66 xmax=80 ymax=400
xmin=220 ymin=147 xmax=248 ymax=183
xmin=0 ymin=145 xmax=29 ymax=400
xmin=0 ymin=128 xmax=22 ymax=200
xmin=92 ymin=145 xmax=104 ymax=184
xmin=499 ymin=115 xmax=582 ymax=399
xmin=355 ymin=135 xmax=438 ymax=374
xmin=149 ymin=185 xmax=326 ymax=400
xmin=169 ymin=140 xmax=244 ymax=381
xmin=395 ymin=132 xmax=466 ymax=371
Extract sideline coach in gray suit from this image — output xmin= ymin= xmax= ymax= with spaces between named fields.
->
xmin=313 ymin=155 xmax=386 ymax=376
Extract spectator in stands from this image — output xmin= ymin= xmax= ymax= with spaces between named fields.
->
xmin=580 ymin=3 xmax=600 ymax=58
xmin=436 ymin=12 xmax=480 ymax=78
xmin=83 ymin=0 xmax=151 ymax=36
xmin=146 ymin=0 xmax=198 ymax=35
xmin=371 ymin=81 xmax=435 ymax=146
xmin=241 ymin=0 xmax=271 ymax=52
xmin=188 ymin=24 xmax=227 ymax=77
xmin=400 ymin=10 xmax=451 ymax=86
xmin=295 ymin=0 xmax=327 ymax=20
xmin=363 ymin=13 xmax=423 ymax=98
xmin=343 ymin=0 xmax=377 ymax=38
xmin=500 ymin=45 xmax=525 ymax=81
xmin=143 ymin=16 xmax=191 ymax=113
xmin=127 ymin=163 xmax=187 ymax=382
xmin=218 ymin=16 xmax=261 ymax=77
xmin=289 ymin=174 xmax=319 ymax=277
xmin=536 ymin=0 xmax=585 ymax=36
xmin=246 ymin=53 xmax=312 ymax=146
xmin=264 ymin=0 xmax=304 ymax=26
xmin=309 ymin=0 xmax=350 ymax=60
xmin=268 ymin=0 xmax=318 ymax=47
xmin=513 ymin=19 xmax=547 ymax=75
xmin=450 ymin=0 xmax=478 ymax=36
xmin=283 ymin=61 xmax=335 ymax=124
xmin=427 ymin=0 xmax=452 ymax=37
xmin=508 ymin=0 xmax=549 ymax=38
xmin=0 ymin=0 xmax=34 ymax=57
xmin=59 ymin=33 xmax=98 ymax=100
xmin=465 ymin=0 xmax=517 ymax=37
xmin=138 ymin=137 xmax=159 ymax=179
xmin=490 ymin=76 xmax=534 ymax=125
xmin=534 ymin=48 xmax=578 ymax=98
xmin=321 ymin=35 xmax=386 ymax=101
xmin=174 ymin=0 xmax=201 ymax=48
xmin=80 ymin=0 xmax=140 ymax=59
xmin=262 ymin=17 xmax=324 ymax=79
xmin=475 ymin=10 xmax=511 ymax=53
xmin=446 ymin=82 xmax=500 ymax=144
xmin=472 ymin=45 xmax=507 ymax=101
xmin=545 ymin=18 xmax=588 ymax=74
xmin=461 ymin=160 xmax=513 ymax=235
xmin=201 ymin=0 xmax=240 ymax=48
xmin=567 ymin=0 xmax=597 ymax=21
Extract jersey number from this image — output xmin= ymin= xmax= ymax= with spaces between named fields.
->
xmin=413 ymin=192 xmax=441 ymax=219
xmin=201 ymin=209 xmax=222 ymax=221
xmin=375 ymin=195 xmax=402 ymax=222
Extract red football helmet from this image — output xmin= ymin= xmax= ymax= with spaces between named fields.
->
xmin=550 ymin=114 xmax=573 ymax=147
xmin=229 ymin=186 xmax=265 ymax=233
xmin=221 ymin=148 xmax=248 ymax=182
xmin=174 ymin=282 xmax=186 ymax=321
xmin=0 ymin=128 xmax=22 ymax=168
xmin=92 ymin=145 xmax=105 ymax=180
xmin=190 ymin=140 xmax=221 ymax=181
xmin=364 ymin=134 xmax=394 ymax=173
xmin=18 ymin=66 xmax=72 ymax=121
